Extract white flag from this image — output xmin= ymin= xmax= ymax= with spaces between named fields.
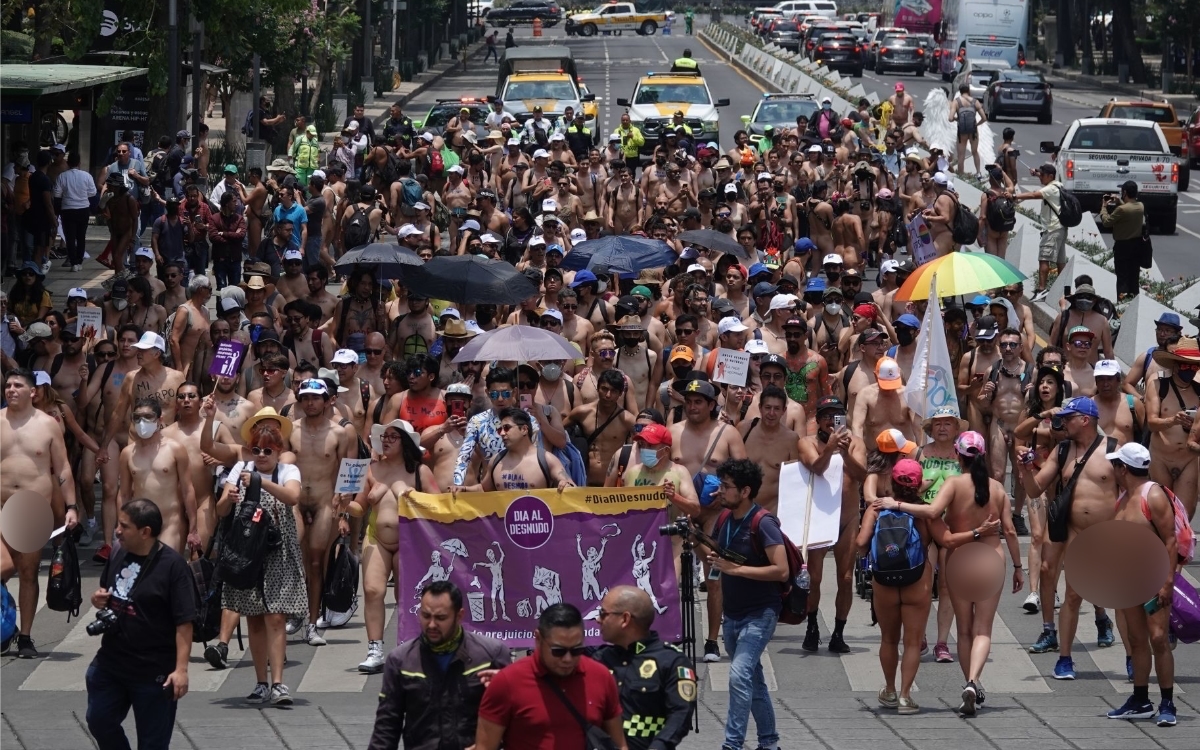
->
xmin=904 ymin=274 xmax=960 ymax=424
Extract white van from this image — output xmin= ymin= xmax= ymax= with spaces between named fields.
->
xmin=774 ymin=1 xmax=838 ymax=20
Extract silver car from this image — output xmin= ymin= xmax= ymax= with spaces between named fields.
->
xmin=953 ymin=60 xmax=1012 ymax=101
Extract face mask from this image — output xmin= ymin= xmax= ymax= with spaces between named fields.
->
xmin=622 ymin=336 xmax=641 ymax=348
xmin=541 ymin=363 xmax=562 ymax=381
xmin=15 ymin=151 xmax=29 ymax=167
xmin=825 ymin=303 xmax=842 ymax=316
xmin=1179 ymin=368 xmax=1197 ymax=384
xmin=640 ymin=448 xmax=661 ymax=468
xmin=112 ymin=298 xmax=128 ymax=311
xmin=673 ymin=365 xmax=693 ymax=379
xmin=896 ymin=329 xmax=915 ymax=346
xmin=825 ymin=270 xmax=841 ymax=283
xmin=822 ymin=104 xmax=832 ymax=111
xmin=133 ymin=419 xmax=158 ymax=439
xmin=1075 ymin=300 xmax=1094 ymax=312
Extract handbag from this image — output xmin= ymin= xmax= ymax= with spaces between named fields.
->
xmin=691 ymin=424 xmax=727 ymax=507
xmin=1046 ymin=436 xmax=1106 ymax=543
xmin=543 ymin=676 xmax=618 ymax=750
xmin=1137 ymin=220 xmax=1153 ymax=270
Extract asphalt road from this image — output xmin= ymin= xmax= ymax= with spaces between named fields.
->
xmin=410 ymin=20 xmax=1199 ymax=281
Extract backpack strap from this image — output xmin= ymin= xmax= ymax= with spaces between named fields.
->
xmin=564 ymin=378 xmax=575 ymax=409
xmin=615 ymin=444 xmax=633 ymax=486
xmin=49 ymin=353 xmax=65 ymax=380
xmin=745 ymin=417 xmax=760 ymax=440
xmin=373 ymin=395 xmax=386 ymax=426
xmin=360 ymin=379 xmax=371 ymax=413
xmin=312 ymin=329 xmax=326 ymax=368
xmin=841 ymin=360 xmax=860 ymax=397
xmin=335 ymin=296 xmax=352 ymax=345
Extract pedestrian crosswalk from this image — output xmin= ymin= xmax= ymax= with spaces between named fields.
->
xmin=5 ymin=555 xmax=1198 ymax=697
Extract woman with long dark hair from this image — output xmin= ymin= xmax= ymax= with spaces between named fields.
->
xmin=119 ymin=275 xmax=166 ymax=333
xmin=1013 ymin=364 xmax=1067 ymax=614
xmin=352 ymin=418 xmax=438 ymax=674
xmin=876 ymin=431 xmax=1025 ymax=716
xmin=8 ymin=261 xmax=51 ymax=327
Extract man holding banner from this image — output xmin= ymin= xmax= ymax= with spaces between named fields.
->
xmin=462 ymin=408 xmax=574 ymax=492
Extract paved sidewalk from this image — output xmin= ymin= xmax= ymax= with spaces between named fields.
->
xmin=1024 ymin=62 xmax=1196 ymax=110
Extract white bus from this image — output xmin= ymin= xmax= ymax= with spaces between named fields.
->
xmin=937 ymin=0 xmax=1030 ymax=80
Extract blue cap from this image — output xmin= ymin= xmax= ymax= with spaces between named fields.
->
xmin=571 ymin=270 xmax=598 ymax=287
xmin=1156 ymin=312 xmax=1183 ymax=329
xmin=895 ymin=314 xmax=921 ymax=329
xmin=1060 ymin=397 xmax=1099 ymax=419
xmin=546 ymin=244 xmax=564 ymax=255
xmin=794 ymin=237 xmax=817 ymax=253
xmin=752 ymin=281 xmax=779 ymax=298
xmin=969 ymin=294 xmax=991 ymax=307
xmin=805 ymin=278 xmax=826 ymax=292
xmin=747 ymin=262 xmax=771 ymax=279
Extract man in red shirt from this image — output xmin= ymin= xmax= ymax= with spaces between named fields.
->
xmin=476 ymin=603 xmax=627 ymax=750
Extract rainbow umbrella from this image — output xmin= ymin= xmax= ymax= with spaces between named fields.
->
xmin=895 ymin=252 xmax=1026 ymax=301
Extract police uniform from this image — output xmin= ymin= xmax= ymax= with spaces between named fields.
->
xmin=592 ymin=634 xmax=696 ymax=750
xmin=670 ymin=57 xmax=699 ymax=72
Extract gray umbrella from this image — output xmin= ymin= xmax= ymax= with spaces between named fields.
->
xmin=451 ymin=325 xmax=580 ymax=363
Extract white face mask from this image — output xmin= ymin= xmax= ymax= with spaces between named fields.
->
xmin=112 ymin=298 xmax=128 ymax=311
xmin=639 ymin=448 xmax=660 ymax=468
xmin=541 ymin=363 xmax=563 ymax=382
xmin=825 ymin=303 xmax=842 ymax=316
xmin=133 ymin=419 xmax=158 ymax=439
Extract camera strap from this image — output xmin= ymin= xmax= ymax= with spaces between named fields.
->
xmin=103 ymin=541 xmax=165 ymax=608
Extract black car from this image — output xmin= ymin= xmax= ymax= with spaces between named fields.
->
xmin=487 ymin=0 xmax=562 ymax=26
xmin=874 ymin=35 xmax=926 ymax=76
xmin=983 ymin=69 xmax=1053 ymax=123
xmin=414 ymin=99 xmax=493 ymax=138
xmin=812 ymin=33 xmax=864 ymax=77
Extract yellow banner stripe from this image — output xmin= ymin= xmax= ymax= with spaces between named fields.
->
xmin=399 ymin=487 xmax=669 ymax=523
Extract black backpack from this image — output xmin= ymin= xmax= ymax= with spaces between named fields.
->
xmin=46 ymin=534 xmax=83 ymax=619
xmin=217 ymin=471 xmax=282 ymax=597
xmin=1052 ymin=185 xmax=1084 ymax=228
xmin=950 ymin=195 xmax=980 ymax=245
xmin=321 ymin=535 xmax=360 ymax=616
xmin=148 ymin=150 xmax=169 ymax=195
xmin=189 ymin=553 xmax=223 ymax=643
xmin=986 ymin=194 xmax=1017 ymax=232
xmin=344 ymin=205 xmax=373 ymax=249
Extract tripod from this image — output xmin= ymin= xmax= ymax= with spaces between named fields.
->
xmin=678 ymin=536 xmax=700 ymax=733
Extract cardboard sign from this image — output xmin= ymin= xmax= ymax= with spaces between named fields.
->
xmin=335 ymin=458 xmax=372 ymax=495
xmin=907 ymin=214 xmax=937 ymax=267
xmin=712 ymin=348 xmax=750 ymax=387
xmin=77 ymin=307 xmax=103 ymax=340
xmin=207 ymin=340 xmax=246 ymax=378
xmin=776 ymin=458 xmax=844 ymax=550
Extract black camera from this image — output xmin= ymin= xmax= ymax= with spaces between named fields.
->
xmin=1051 ymin=415 xmax=1065 ymax=432
xmin=86 ymin=607 xmax=119 ymax=637
xmin=659 ymin=517 xmax=691 ymax=537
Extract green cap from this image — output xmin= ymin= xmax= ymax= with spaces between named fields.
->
xmin=630 ymin=285 xmax=653 ymax=299
xmin=223 ymin=164 xmax=238 ymax=174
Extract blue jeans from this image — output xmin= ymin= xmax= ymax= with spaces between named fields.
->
xmin=722 ymin=608 xmax=779 ymax=749
xmin=85 ymin=661 xmax=178 ymax=750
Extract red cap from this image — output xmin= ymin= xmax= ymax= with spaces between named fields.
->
xmin=892 ymin=458 xmax=923 ymax=489
xmin=853 ymin=303 xmax=876 ymax=319
xmin=636 ymin=423 xmax=672 ymax=447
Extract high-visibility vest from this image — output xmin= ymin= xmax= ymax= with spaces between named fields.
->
xmin=672 ymin=57 xmax=698 ymax=70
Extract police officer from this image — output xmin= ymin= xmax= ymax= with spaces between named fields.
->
xmin=670 ymin=49 xmax=699 ymax=73
xmin=565 ymin=111 xmax=593 ymax=161
xmin=593 ymin=585 xmax=695 ymax=750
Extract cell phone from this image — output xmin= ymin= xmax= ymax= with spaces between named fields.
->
xmin=1063 ymin=285 xmax=1072 ymax=298
xmin=833 ymin=414 xmax=846 ymax=430
xmin=707 ymin=567 xmax=722 ymax=581
xmin=520 ymin=394 xmax=533 ymax=410
xmin=1144 ymin=596 xmax=1163 ymax=615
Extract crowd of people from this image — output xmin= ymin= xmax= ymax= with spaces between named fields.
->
xmin=2 ymin=66 xmax=1199 ymax=749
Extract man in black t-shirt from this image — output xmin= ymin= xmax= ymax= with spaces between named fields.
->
xmin=85 ymin=498 xmax=196 ymax=750
xmin=26 ymin=150 xmax=56 ymax=272
xmin=706 ymin=458 xmax=788 ymax=750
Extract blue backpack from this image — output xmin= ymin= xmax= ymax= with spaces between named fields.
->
xmin=400 ymin=177 xmax=423 ymax=208
xmin=1 ymin=583 xmax=15 ymax=651
xmin=868 ymin=510 xmax=926 ymax=587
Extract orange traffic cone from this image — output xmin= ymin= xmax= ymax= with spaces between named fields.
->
xmin=533 ymin=18 xmax=542 ymax=37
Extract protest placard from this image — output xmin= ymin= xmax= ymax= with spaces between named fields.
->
xmin=207 ymin=340 xmax=246 ymax=378
xmin=776 ymin=458 xmax=844 ymax=551
xmin=77 ymin=307 xmax=103 ymax=339
xmin=712 ymin=348 xmax=750 ymax=387
xmin=907 ymin=214 xmax=937 ymax=267
xmin=334 ymin=458 xmax=372 ymax=495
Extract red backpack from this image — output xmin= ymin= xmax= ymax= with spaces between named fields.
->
xmin=429 ymin=149 xmax=444 ymax=176
xmin=1137 ymin=483 xmax=1195 ymax=563
xmin=715 ymin=507 xmax=808 ymax=624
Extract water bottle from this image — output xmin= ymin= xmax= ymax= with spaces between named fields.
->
xmin=797 ymin=563 xmax=810 ymax=592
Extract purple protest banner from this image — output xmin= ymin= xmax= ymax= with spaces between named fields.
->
xmin=207 ymin=340 xmax=246 ymax=378
xmin=396 ymin=487 xmax=681 ymax=647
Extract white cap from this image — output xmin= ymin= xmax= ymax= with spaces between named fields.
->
xmin=507 ymin=137 xmax=521 ymax=146
xmin=717 ymin=317 xmax=750 ymax=335
xmin=461 ymin=219 xmax=481 ymax=232
xmin=1106 ymin=442 xmax=1151 ymax=469
xmin=724 ymin=183 xmax=738 ymax=194
xmin=398 ymin=224 xmax=424 ymax=238
xmin=540 ymin=308 xmax=564 ymax=323
xmin=420 ymin=132 xmax=435 ymax=142
xmin=283 ymin=248 xmax=303 ymax=261
xmin=756 ymin=172 xmax=772 ymax=182
xmin=609 ymin=132 xmax=621 ymax=141
xmin=686 ymin=263 xmax=707 ymax=275
xmin=1094 ymin=359 xmax=1122 ymax=377
xmin=441 ymin=307 xmax=462 ymax=319
xmin=542 ymin=198 xmax=558 ymax=212
xmin=447 ymin=164 xmax=465 ymax=175
xmin=332 ymin=348 xmax=359 ymax=365
xmin=67 ymin=287 xmax=88 ymax=300
xmin=769 ymin=294 xmax=798 ymax=311
xmin=464 ymin=319 xmax=484 ymax=335
xmin=481 ymin=232 xmax=501 ymax=244
xmin=877 ymin=357 xmax=903 ymax=386
xmin=311 ymin=169 xmax=326 ymax=180
xmin=880 ymin=259 xmax=900 ymax=274
xmin=297 ymin=379 xmax=330 ymax=397
xmin=808 ymin=144 xmax=822 ymax=153
xmin=533 ymin=149 xmax=550 ymax=159
xmin=549 ymin=132 xmax=565 ymax=141
xmin=132 ymin=331 xmax=166 ymax=352
xmin=823 ymin=254 xmax=843 ymax=266
xmin=745 ymin=339 xmax=770 ymax=355
xmin=821 ymin=96 xmax=832 ymax=104
xmin=528 ymin=235 xmax=546 ymax=247
xmin=706 ymin=142 xmax=719 ymax=150
xmin=413 ymin=201 xmax=430 ymax=211
xmin=569 ymin=228 xmax=587 ymax=243
xmin=134 ymin=247 xmax=155 ymax=260
xmin=932 ymin=171 xmax=949 ymax=186
xmin=347 ymin=120 xmax=360 ymax=131
xmin=34 ymin=370 xmax=51 ymax=387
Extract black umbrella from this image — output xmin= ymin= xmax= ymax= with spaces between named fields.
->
xmin=334 ymin=242 xmax=424 ymax=278
xmin=677 ymin=229 xmax=749 ymax=259
xmin=558 ymin=235 xmax=677 ymax=275
xmin=403 ymin=255 xmax=540 ymax=305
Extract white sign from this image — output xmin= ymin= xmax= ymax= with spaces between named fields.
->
xmin=335 ymin=458 xmax=372 ymax=495
xmin=77 ymin=306 xmax=103 ymax=339
xmin=907 ymin=214 xmax=937 ymax=267
xmin=712 ymin=348 xmax=750 ymax=387
xmin=776 ymin=458 xmax=844 ymax=550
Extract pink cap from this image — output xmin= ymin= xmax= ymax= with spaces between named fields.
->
xmin=895 ymin=82 xmax=905 ymax=91
xmin=892 ymin=458 xmax=923 ymax=488
xmin=956 ymin=431 xmax=987 ymax=457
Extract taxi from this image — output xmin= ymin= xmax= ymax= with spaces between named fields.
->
xmin=615 ymin=71 xmax=729 ymax=155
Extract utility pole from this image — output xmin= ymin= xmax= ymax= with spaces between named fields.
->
xmin=168 ymin=0 xmax=180 ymax=133
xmin=191 ymin=16 xmax=203 ymax=142
xmin=252 ymin=53 xmax=261 ymax=140
xmin=362 ymin=0 xmax=374 ymax=103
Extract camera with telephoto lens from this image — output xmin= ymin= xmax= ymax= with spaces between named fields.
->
xmin=86 ymin=608 xmax=120 ymax=636
xmin=659 ymin=517 xmax=691 ymax=537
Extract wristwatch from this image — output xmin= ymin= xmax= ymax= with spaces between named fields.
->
xmin=972 ymin=529 xmax=981 ymax=541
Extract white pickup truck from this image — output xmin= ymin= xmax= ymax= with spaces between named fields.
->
xmin=1040 ymin=117 xmax=1180 ymax=234
xmin=564 ymin=2 xmax=672 ymax=36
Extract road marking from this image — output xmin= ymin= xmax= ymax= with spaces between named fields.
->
xmin=299 ymin=602 xmax=397 ymax=692
xmin=1054 ymin=120 xmax=1063 ymax=125
xmin=1177 ymin=223 xmax=1200 ymax=241
xmin=19 ymin=607 xmax=101 ymax=691
xmin=697 ymin=588 xmax=778 ymax=692
xmin=1181 ymin=191 xmax=1200 ymax=203
xmin=697 ymin=36 xmax=767 ymax=95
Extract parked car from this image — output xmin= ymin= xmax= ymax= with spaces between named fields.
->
xmin=873 ymin=34 xmax=925 ymax=75
xmin=1098 ymin=99 xmax=1190 ymax=192
xmin=812 ymin=32 xmax=864 ymax=76
xmin=486 ymin=0 xmax=563 ymax=26
xmin=864 ymin=26 xmax=904 ymax=70
xmin=982 ymin=69 xmax=1052 ymax=124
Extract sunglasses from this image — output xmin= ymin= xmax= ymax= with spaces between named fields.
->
xmin=1070 ymin=340 xmax=1093 ymax=348
xmin=364 ymin=348 xmax=384 ymax=356
xmin=497 ymin=423 xmax=521 ymax=433
xmin=999 ymin=342 xmax=1020 ymax=350
xmin=489 ymin=389 xmax=513 ymax=400
xmin=548 ymin=645 xmax=588 ymax=658
xmin=716 ymin=212 xmax=732 ymax=218
xmin=559 ymin=304 xmax=578 ymax=310
xmin=177 ymin=392 xmax=199 ymax=399
xmin=598 ymin=349 xmax=616 ymax=358
xmin=251 ymin=446 xmax=275 ymax=456
xmin=676 ymin=328 xmax=695 ymax=336
xmin=94 ymin=350 xmax=116 ymax=360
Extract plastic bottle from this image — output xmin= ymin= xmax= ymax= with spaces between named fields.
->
xmin=49 ymin=545 xmax=64 ymax=583
xmin=797 ymin=563 xmax=810 ymax=591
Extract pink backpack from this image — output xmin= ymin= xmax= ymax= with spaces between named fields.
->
xmin=1137 ymin=483 xmax=1196 ymax=564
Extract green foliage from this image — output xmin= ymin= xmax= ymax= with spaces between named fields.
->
xmin=0 ymin=29 xmax=33 ymax=61
xmin=313 ymin=101 xmax=338 ymax=136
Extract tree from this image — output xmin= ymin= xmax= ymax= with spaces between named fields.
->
xmin=1148 ymin=0 xmax=1198 ymax=85
xmin=1111 ymin=0 xmax=1147 ymax=83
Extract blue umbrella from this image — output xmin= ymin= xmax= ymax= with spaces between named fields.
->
xmin=559 ymin=235 xmax=677 ymax=275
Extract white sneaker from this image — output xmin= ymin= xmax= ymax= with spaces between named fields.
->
xmin=304 ymin=623 xmax=326 ymax=646
xmin=317 ymin=598 xmax=358 ymax=629
xmin=285 ymin=616 xmax=304 ymax=636
xmin=71 ymin=264 xmax=81 ymax=272
xmin=358 ymin=640 xmax=385 ymax=673
xmin=79 ymin=524 xmax=94 ymax=547
xmin=40 ymin=260 xmax=51 ymax=275
xmin=1023 ymin=591 xmax=1040 ymax=614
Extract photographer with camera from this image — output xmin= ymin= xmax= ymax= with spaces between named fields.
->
xmin=85 ymin=498 xmax=196 ymax=750
xmin=1099 ymin=180 xmax=1145 ymax=301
